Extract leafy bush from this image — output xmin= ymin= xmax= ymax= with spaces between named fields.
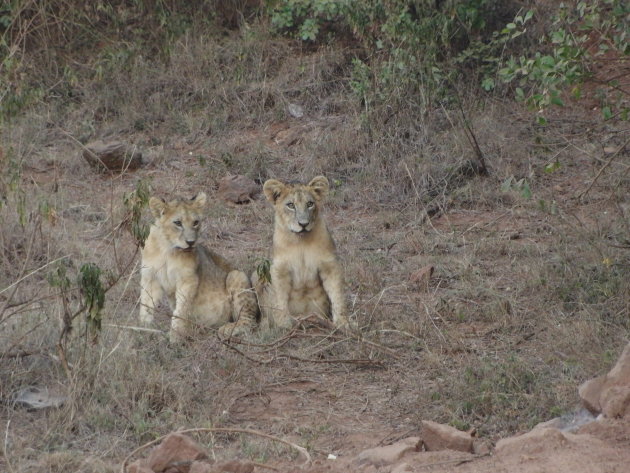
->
xmin=497 ymin=0 xmax=629 ymax=115
xmin=269 ymin=0 xmax=629 ymax=121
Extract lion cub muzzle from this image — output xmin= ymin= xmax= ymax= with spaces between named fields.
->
xmin=283 ymin=190 xmax=318 ymax=234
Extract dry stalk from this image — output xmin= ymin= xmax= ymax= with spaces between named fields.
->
xmin=4 ymin=420 xmax=16 ymax=473
xmin=578 ymin=136 xmax=630 ymax=199
xmin=120 ymin=427 xmax=311 ymax=473
xmin=56 ymin=245 xmax=141 ymax=375
xmin=220 ymin=333 xmax=383 ymax=366
xmin=0 ymin=216 xmax=39 ymax=322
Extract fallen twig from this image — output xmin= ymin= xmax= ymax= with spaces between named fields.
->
xmin=120 ymin=427 xmax=311 ymax=473
xmin=579 ymin=136 xmax=630 ymax=199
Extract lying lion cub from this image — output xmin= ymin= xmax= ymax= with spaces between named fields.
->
xmin=139 ymin=192 xmax=257 ymax=343
xmin=255 ymin=176 xmax=350 ymax=330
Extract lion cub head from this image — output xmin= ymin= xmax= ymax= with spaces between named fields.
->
xmin=263 ymin=176 xmax=329 ymax=235
xmin=149 ymin=193 xmax=207 ymax=251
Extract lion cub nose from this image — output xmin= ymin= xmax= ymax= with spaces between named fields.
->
xmin=186 ymin=240 xmax=195 ymax=247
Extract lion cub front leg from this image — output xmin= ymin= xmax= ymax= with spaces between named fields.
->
xmin=139 ymin=268 xmax=163 ymax=325
xmin=170 ymin=275 xmax=198 ymax=344
xmin=270 ymin=263 xmax=294 ymax=329
xmin=218 ymin=270 xmax=258 ymax=338
xmin=320 ymin=260 xmax=350 ymax=329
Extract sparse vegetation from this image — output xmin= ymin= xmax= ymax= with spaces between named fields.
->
xmin=1 ymin=1 xmax=629 ymax=472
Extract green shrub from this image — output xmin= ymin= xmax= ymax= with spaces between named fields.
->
xmin=497 ymin=0 xmax=629 ymax=116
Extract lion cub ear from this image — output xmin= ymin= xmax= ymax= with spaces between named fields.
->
xmin=149 ymin=197 xmax=167 ymax=218
xmin=308 ymin=176 xmax=329 ymax=200
xmin=263 ymin=179 xmax=286 ymax=203
xmin=191 ymin=192 xmax=207 ymax=208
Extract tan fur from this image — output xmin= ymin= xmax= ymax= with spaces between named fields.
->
xmin=255 ymin=176 xmax=350 ymax=330
xmin=139 ymin=193 xmax=257 ymax=343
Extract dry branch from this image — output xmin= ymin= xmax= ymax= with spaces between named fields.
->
xmin=120 ymin=427 xmax=311 ymax=473
xmin=579 ymin=136 xmax=630 ymax=199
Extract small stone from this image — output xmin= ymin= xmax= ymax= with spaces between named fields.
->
xmin=472 ymin=439 xmax=491 ymax=456
xmin=82 ymin=140 xmax=143 ymax=172
xmin=421 ymin=420 xmax=473 ymax=453
xmin=147 ymin=433 xmax=208 ymax=473
xmin=409 ymin=265 xmax=434 ymax=291
xmin=212 ymin=460 xmax=255 ymax=473
xmin=356 ymin=437 xmax=421 ymax=467
xmin=217 ymin=175 xmax=259 ymax=204
xmin=189 ymin=462 xmax=213 ymax=473
xmin=288 ymin=103 xmax=304 ymax=118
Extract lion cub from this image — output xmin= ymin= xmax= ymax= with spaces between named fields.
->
xmin=139 ymin=192 xmax=257 ymax=343
xmin=255 ymin=176 xmax=350 ymax=330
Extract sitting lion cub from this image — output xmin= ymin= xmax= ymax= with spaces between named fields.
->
xmin=255 ymin=176 xmax=350 ymax=330
xmin=139 ymin=192 xmax=257 ymax=343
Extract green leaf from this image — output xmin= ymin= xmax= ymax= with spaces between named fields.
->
xmin=536 ymin=115 xmax=548 ymax=125
xmin=544 ymin=161 xmax=561 ymax=173
xmin=501 ymin=176 xmax=513 ymax=192
xmin=481 ymin=77 xmax=495 ymax=91
xmin=521 ymin=180 xmax=532 ymax=199
xmin=602 ymin=106 xmax=612 ymax=120
xmin=550 ymin=95 xmax=564 ymax=106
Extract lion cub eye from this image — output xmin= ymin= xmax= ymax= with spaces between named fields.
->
xmin=286 ymin=202 xmax=295 ymax=210
xmin=174 ymin=220 xmax=183 ymax=227
xmin=307 ymin=201 xmax=314 ymax=208
xmin=193 ymin=220 xmax=200 ymax=227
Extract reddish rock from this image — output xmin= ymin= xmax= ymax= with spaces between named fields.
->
xmin=217 ymin=175 xmax=259 ymax=204
xmin=356 ymin=437 xmax=421 ymax=467
xmin=147 ymin=433 xmax=208 ymax=473
xmin=189 ymin=462 xmax=213 ymax=473
xmin=601 ymin=386 xmax=630 ymax=418
xmin=579 ymin=375 xmax=605 ymax=414
xmin=128 ymin=459 xmax=154 ymax=473
xmin=496 ymin=428 xmax=568 ymax=456
xmin=409 ymin=265 xmax=434 ymax=291
xmin=421 ymin=420 xmax=473 ymax=453
xmin=82 ymin=140 xmax=143 ymax=172
xmin=578 ymin=342 xmax=630 ymax=418
xmin=496 ymin=426 xmax=610 ymax=458
xmin=212 ymin=460 xmax=255 ymax=473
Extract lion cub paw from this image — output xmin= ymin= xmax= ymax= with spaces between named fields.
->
xmin=335 ymin=316 xmax=358 ymax=333
xmin=218 ymin=322 xmax=251 ymax=339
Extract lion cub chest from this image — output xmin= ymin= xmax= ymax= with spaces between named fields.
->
xmin=275 ymin=247 xmax=331 ymax=314
xmin=143 ymin=247 xmax=199 ymax=297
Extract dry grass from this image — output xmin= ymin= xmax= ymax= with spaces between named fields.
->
xmin=1 ymin=10 xmax=629 ymax=473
